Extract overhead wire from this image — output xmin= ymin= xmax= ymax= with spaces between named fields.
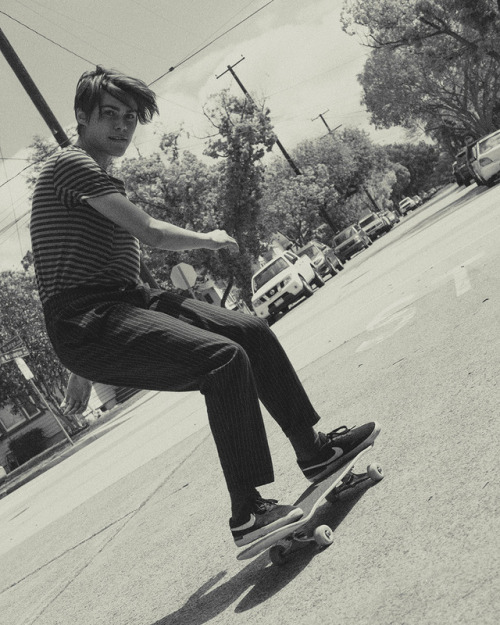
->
xmin=0 ymin=139 xmax=23 ymax=255
xmin=148 ymin=0 xmax=275 ymax=86
xmin=0 ymin=8 xmax=95 ymax=64
xmin=0 ymin=0 xmax=277 ymax=192
xmin=0 ymin=0 xmax=278 ymax=247
xmin=0 ymin=0 xmax=375 ymax=249
xmin=172 ymin=0 xmax=262 ymax=67
xmin=14 ymin=0 xmax=183 ymax=64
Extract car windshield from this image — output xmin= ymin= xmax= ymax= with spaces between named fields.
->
xmin=479 ymin=132 xmax=500 ymax=153
xmin=359 ymin=215 xmax=375 ymax=226
xmin=298 ymin=246 xmax=318 ymax=259
xmin=333 ymin=228 xmax=356 ymax=245
xmin=252 ymin=257 xmax=289 ymax=292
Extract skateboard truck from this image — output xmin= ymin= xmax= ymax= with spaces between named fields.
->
xmin=268 ymin=462 xmax=384 ymax=566
xmin=237 ymin=446 xmax=384 ymax=565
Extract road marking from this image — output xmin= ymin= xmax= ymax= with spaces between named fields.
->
xmin=439 ymin=254 xmax=483 ymax=297
xmin=453 ymin=266 xmax=471 ymax=297
xmin=357 ymin=253 xmax=485 ymax=353
xmin=356 ymin=295 xmax=417 ymax=353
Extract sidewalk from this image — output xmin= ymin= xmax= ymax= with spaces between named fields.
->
xmin=0 ymin=389 xmax=153 ymax=498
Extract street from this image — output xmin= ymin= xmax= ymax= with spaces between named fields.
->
xmin=1 ymin=182 xmax=499 ymax=625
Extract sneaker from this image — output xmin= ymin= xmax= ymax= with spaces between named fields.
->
xmin=298 ymin=421 xmax=381 ymax=483
xmin=230 ymin=497 xmax=303 ymax=547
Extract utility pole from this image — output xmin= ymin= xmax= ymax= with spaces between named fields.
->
xmin=312 ymin=110 xmax=342 ymax=137
xmin=363 ymin=186 xmax=381 ymax=212
xmin=216 ymin=57 xmax=302 ymax=176
xmin=0 ymin=28 xmax=70 ymax=149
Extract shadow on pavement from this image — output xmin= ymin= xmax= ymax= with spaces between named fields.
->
xmin=397 ymin=184 xmax=486 ymax=243
xmin=152 ymin=485 xmax=373 ymax=624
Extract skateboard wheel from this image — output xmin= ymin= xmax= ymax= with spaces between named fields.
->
xmin=367 ymin=463 xmax=384 ymax=482
xmin=313 ymin=525 xmax=334 ymax=547
xmin=270 ymin=544 xmax=288 ymax=566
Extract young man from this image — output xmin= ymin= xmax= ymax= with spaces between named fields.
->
xmin=30 ymin=66 xmax=380 ymax=547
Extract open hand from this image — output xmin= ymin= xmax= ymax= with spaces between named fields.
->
xmin=60 ymin=373 xmax=92 ymax=415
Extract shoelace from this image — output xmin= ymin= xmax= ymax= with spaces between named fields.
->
xmin=252 ymin=497 xmax=278 ymax=513
xmin=325 ymin=425 xmax=354 ymax=442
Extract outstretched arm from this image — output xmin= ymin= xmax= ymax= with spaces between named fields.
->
xmin=87 ymin=193 xmax=239 ymax=252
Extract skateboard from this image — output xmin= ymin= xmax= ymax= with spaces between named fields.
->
xmin=236 ymin=445 xmax=383 ymax=565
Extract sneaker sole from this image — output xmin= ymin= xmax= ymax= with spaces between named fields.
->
xmin=234 ymin=507 xmax=304 ymax=547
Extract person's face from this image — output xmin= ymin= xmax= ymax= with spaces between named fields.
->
xmin=76 ymin=91 xmax=138 ymax=166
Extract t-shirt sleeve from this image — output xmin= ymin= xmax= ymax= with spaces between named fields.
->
xmin=52 ymin=149 xmax=122 ymax=209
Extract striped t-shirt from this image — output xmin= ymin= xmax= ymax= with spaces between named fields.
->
xmin=30 ymin=146 xmax=141 ymax=305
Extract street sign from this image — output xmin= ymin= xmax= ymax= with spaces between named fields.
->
xmin=170 ymin=263 xmax=197 ymax=290
xmin=0 ymin=335 xmax=29 ymax=365
xmin=15 ymin=357 xmax=34 ymax=380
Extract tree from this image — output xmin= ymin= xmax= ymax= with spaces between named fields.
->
xmin=0 ymin=271 xmax=69 ymax=421
xmin=262 ymin=127 xmax=395 ymax=242
xmin=341 ymin=0 xmax=500 ymax=61
xmin=262 ymin=164 xmax=339 ymax=246
xmin=203 ymin=89 xmax=277 ymax=303
xmin=359 ymin=43 xmax=500 ymax=149
xmin=114 ymin=138 xmax=222 ymax=288
xmin=341 ymin=0 xmax=500 ymax=147
xmin=383 ymin=142 xmax=441 ymax=196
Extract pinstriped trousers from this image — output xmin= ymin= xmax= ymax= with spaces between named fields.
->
xmin=44 ymin=284 xmax=320 ymax=491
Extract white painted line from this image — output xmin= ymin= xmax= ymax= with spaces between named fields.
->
xmin=356 ymin=295 xmax=417 ymax=353
xmin=453 ymin=266 xmax=472 ymax=297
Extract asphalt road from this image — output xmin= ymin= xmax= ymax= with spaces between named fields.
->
xmin=0 ymin=183 xmax=499 ymax=625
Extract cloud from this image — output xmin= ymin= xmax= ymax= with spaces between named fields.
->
xmin=136 ymin=0 xmax=403 ymax=158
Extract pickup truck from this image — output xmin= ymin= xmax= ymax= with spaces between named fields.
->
xmin=251 ymin=251 xmax=324 ymax=324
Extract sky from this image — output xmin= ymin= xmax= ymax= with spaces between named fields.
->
xmin=0 ymin=0 xmax=409 ymax=271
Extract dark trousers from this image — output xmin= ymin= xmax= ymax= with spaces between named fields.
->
xmin=44 ymin=284 xmax=320 ymax=491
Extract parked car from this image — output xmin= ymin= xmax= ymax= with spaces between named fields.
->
xmin=380 ymin=209 xmax=399 ymax=227
xmin=471 ymin=129 xmax=500 ymax=187
xmin=331 ymin=225 xmax=371 ymax=262
xmin=398 ymin=196 xmax=416 ymax=215
xmin=357 ymin=212 xmax=390 ymax=240
xmin=296 ymin=241 xmax=341 ymax=279
xmin=251 ymin=251 xmax=324 ymax=324
xmin=412 ymin=195 xmax=423 ymax=207
xmin=313 ymin=241 xmax=344 ymax=273
xmin=454 ymin=147 xmax=476 ymax=186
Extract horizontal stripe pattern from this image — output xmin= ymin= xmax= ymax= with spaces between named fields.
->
xmin=30 ymin=146 xmax=141 ymax=304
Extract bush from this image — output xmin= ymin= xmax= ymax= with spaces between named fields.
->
xmin=8 ymin=427 xmax=48 ymax=465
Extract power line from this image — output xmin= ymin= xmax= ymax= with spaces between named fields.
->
xmin=0 ymin=143 xmax=61 ymax=191
xmin=0 ymin=9 xmax=95 ymax=64
xmin=18 ymin=0 xmax=180 ymax=64
xmin=174 ymin=0 xmax=261 ymax=66
xmin=148 ymin=0 xmax=275 ymax=86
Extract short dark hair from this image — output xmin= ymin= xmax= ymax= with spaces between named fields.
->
xmin=74 ymin=66 xmax=159 ymax=134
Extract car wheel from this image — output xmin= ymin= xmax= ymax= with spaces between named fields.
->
xmin=312 ymin=269 xmax=325 ymax=288
xmin=328 ymin=261 xmax=338 ymax=276
xmin=300 ymin=276 xmax=314 ymax=298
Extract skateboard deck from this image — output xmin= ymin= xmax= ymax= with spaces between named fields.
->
xmin=236 ymin=445 xmax=383 ymax=564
